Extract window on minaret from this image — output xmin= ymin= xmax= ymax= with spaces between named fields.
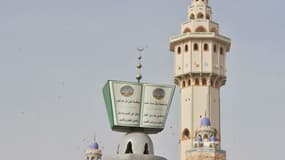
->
xmin=177 ymin=47 xmax=181 ymax=54
xmin=188 ymin=80 xmax=191 ymax=86
xmin=182 ymin=128 xmax=190 ymax=140
xmin=195 ymin=78 xmax=200 ymax=85
xmin=197 ymin=13 xmax=204 ymax=19
xmin=185 ymin=45 xmax=189 ymax=52
xmin=204 ymin=43 xmax=209 ymax=51
xmin=195 ymin=26 xmax=207 ymax=32
xmin=210 ymin=28 xmax=217 ymax=33
xmin=182 ymin=81 xmax=186 ymax=88
xmin=190 ymin=14 xmax=195 ymax=20
xmin=202 ymin=78 xmax=207 ymax=86
xmin=183 ymin=28 xmax=191 ymax=33
xmin=194 ymin=43 xmax=199 ymax=51
xmin=206 ymin=14 xmax=210 ymax=20
xmin=220 ymin=47 xmax=224 ymax=55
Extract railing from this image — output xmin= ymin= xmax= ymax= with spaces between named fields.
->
xmin=170 ymin=32 xmax=230 ymax=42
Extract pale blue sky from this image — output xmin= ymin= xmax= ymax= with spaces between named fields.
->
xmin=0 ymin=0 xmax=284 ymax=160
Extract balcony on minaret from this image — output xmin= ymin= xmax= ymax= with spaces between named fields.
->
xmin=194 ymin=136 xmax=220 ymax=149
xmin=181 ymin=21 xmax=219 ymax=35
xmin=193 ymin=117 xmax=220 ymax=149
xmin=169 ymin=0 xmax=230 ymax=79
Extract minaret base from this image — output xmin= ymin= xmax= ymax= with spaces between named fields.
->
xmin=186 ymin=148 xmax=226 ymax=160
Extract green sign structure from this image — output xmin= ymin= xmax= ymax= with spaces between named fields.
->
xmin=103 ymin=80 xmax=175 ymax=134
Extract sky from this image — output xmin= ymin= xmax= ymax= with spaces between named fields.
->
xmin=0 ymin=0 xmax=285 ymax=160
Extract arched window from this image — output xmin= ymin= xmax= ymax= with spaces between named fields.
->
xmin=193 ymin=43 xmax=199 ymax=51
xmin=213 ymin=44 xmax=217 ymax=53
xmin=210 ymin=28 xmax=217 ymax=33
xmin=203 ymin=134 xmax=209 ymax=140
xmin=195 ymin=78 xmax=200 ymax=85
xmin=204 ymin=43 xmax=209 ymax=51
xmin=185 ymin=45 xmax=189 ymax=52
xmin=91 ymin=157 xmax=95 ymax=160
xmin=206 ymin=14 xmax=210 ymax=20
xmin=220 ymin=47 xmax=224 ymax=55
xmin=188 ymin=79 xmax=191 ymax=86
xmin=197 ymin=13 xmax=204 ymax=19
xmin=202 ymin=79 xmax=206 ymax=85
xmin=143 ymin=143 xmax=149 ymax=154
xmin=182 ymin=128 xmax=190 ymax=140
xmin=190 ymin=14 xmax=195 ymax=20
xmin=182 ymin=81 xmax=186 ymax=88
xmin=183 ymin=28 xmax=191 ymax=33
xmin=125 ymin=142 xmax=133 ymax=154
xmin=177 ymin=46 xmax=181 ymax=54
xmin=195 ymin=26 xmax=207 ymax=32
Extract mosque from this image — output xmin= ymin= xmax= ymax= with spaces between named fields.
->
xmin=83 ymin=0 xmax=231 ymax=160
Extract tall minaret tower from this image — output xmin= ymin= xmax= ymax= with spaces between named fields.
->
xmin=169 ymin=0 xmax=231 ymax=160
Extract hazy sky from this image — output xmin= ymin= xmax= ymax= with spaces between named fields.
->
xmin=0 ymin=0 xmax=285 ymax=160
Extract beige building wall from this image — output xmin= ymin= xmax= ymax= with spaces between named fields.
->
xmin=170 ymin=0 xmax=231 ymax=159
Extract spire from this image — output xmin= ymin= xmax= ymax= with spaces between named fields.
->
xmin=136 ymin=48 xmax=144 ymax=83
xmin=191 ymin=0 xmax=209 ymax=6
xmin=187 ymin=0 xmax=212 ymax=22
xmin=200 ymin=116 xmax=211 ymax=127
xmin=85 ymin=137 xmax=102 ymax=160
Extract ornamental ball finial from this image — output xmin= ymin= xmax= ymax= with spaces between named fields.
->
xmin=136 ymin=73 xmax=142 ymax=81
xmin=137 ymin=63 xmax=142 ymax=69
xmin=136 ymin=47 xmax=144 ymax=83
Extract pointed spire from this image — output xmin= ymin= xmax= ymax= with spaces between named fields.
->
xmin=93 ymin=134 xmax=97 ymax=143
xmin=191 ymin=0 xmax=209 ymax=6
xmin=85 ymin=135 xmax=102 ymax=160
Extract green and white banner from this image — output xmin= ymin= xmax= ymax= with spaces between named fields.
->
xmin=103 ymin=80 xmax=175 ymax=132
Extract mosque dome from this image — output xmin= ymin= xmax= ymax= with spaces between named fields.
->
xmin=200 ymin=117 xmax=211 ymax=127
xmin=89 ymin=142 xmax=99 ymax=150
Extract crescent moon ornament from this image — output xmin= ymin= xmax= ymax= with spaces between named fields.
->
xmin=137 ymin=47 xmax=144 ymax=52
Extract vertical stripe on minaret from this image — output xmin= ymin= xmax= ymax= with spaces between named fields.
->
xmin=169 ymin=0 xmax=231 ymax=159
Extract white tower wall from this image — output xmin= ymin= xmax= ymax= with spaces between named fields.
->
xmin=170 ymin=1 xmax=231 ymax=160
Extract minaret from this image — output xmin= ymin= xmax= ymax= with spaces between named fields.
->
xmin=84 ymin=140 xmax=102 ymax=160
xmin=169 ymin=0 xmax=231 ymax=160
